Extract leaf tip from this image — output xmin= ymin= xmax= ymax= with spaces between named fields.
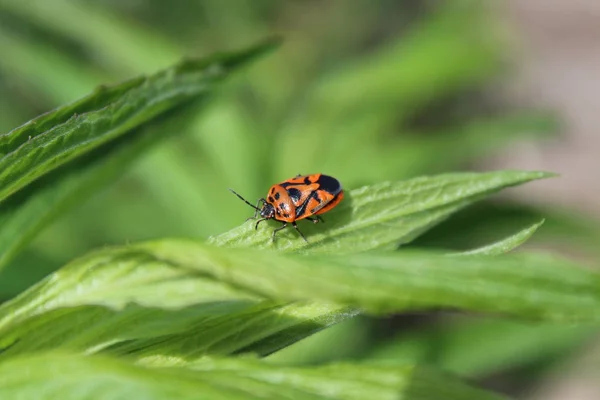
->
xmin=501 ymin=169 xmax=558 ymax=185
xmin=216 ymin=36 xmax=282 ymax=69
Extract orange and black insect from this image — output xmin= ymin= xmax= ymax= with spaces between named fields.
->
xmin=229 ymin=173 xmax=344 ymax=242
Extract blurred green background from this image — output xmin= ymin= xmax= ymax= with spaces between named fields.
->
xmin=1 ymin=1 xmax=598 ymax=398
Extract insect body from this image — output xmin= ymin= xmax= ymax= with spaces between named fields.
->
xmin=229 ymin=174 xmax=344 ymax=242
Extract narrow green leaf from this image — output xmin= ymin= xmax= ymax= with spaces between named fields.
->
xmin=0 ymin=171 xmax=561 ymax=360
xmin=0 ymin=39 xmax=278 ymax=271
xmin=0 ymin=244 xmax=353 ymax=359
xmin=0 ymin=38 xmax=278 ymax=203
xmin=0 ymin=27 xmax=109 ymax=104
xmin=411 ymin=201 xmax=600 ymax=257
xmin=0 ymin=105 xmax=194 ymax=270
xmin=180 ymin=357 xmax=509 ymax=400
xmin=314 ymin=112 xmax=559 ymax=187
xmin=210 ymin=170 xmax=553 ymax=253
xmin=456 ymin=219 xmax=545 ymax=256
xmin=0 ymin=0 xmax=181 ymax=74
xmin=274 ymin=2 xmax=502 ymax=175
xmin=366 ymin=317 xmax=597 ymax=378
xmin=391 ymin=113 xmax=559 ymax=179
xmin=1 ymin=235 xmax=598 ymax=360
xmin=266 ymin=317 xmax=375 ymax=366
xmin=143 ymin=241 xmax=600 ymax=319
xmin=313 ymin=3 xmax=499 ymax=112
xmin=0 ymin=353 xmax=508 ymax=400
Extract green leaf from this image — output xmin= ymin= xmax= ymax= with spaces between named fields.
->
xmin=211 ymin=170 xmax=553 ymax=253
xmin=273 ymin=2 xmax=502 ymax=177
xmin=0 ymin=0 xmax=181 ymax=75
xmin=0 ymin=353 xmax=508 ymax=400
xmin=0 ymin=105 xmax=193 ymax=271
xmin=140 ymin=241 xmax=600 ymax=319
xmin=0 ymin=27 xmax=109 ymax=104
xmin=0 ymin=171 xmax=559 ymax=360
xmin=0 ymin=39 xmax=277 ymax=271
xmin=366 ymin=316 xmax=597 ymax=378
xmin=0 ymin=38 xmax=278 ymax=203
xmin=0 ymin=244 xmax=353 ymax=359
xmin=412 ymin=201 xmax=600 ymax=257
xmin=388 ymin=113 xmax=559 ymax=180
xmin=266 ymin=317 xmax=375 ymax=366
xmin=1 ymin=234 xmax=599 ymax=360
xmin=312 ymin=2 xmax=499 ymax=117
xmin=456 ymin=220 xmax=545 ymax=256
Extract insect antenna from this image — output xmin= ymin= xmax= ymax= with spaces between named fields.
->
xmin=228 ymin=188 xmax=261 ymax=211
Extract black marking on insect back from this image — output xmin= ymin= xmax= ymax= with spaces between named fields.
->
xmin=313 ymin=191 xmax=322 ymax=203
xmin=279 ymin=181 xmax=292 ymax=189
xmin=307 ymin=192 xmax=322 ymax=214
xmin=270 ymin=187 xmax=275 ymax=195
xmin=317 ymin=175 xmax=341 ymax=195
xmin=274 ymin=192 xmax=280 ymax=200
xmin=311 ymin=191 xmax=338 ymax=214
xmin=268 ymin=196 xmax=274 ymax=203
xmin=295 ymin=190 xmax=320 ymax=219
xmin=286 ymin=187 xmax=302 ymax=203
xmin=303 ymin=176 xmax=311 ymax=185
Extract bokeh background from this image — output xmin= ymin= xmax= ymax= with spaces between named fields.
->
xmin=0 ymin=1 xmax=599 ymax=398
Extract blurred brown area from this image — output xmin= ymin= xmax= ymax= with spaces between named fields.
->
xmin=502 ymin=2 xmax=600 ymax=399
xmin=493 ymin=1 xmax=600 ymax=218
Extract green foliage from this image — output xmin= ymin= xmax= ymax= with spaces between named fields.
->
xmin=0 ymin=40 xmax=275 ymax=202
xmin=456 ymin=220 xmax=545 ymax=256
xmin=0 ymin=40 xmax=275 ymax=271
xmin=0 ymin=353 xmax=507 ymax=400
xmin=0 ymin=1 xmax=598 ymax=399
xmin=0 ymin=171 xmax=554 ymax=362
xmin=366 ymin=316 xmax=597 ymax=378
xmin=212 ymin=171 xmax=550 ymax=253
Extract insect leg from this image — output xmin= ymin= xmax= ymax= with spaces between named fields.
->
xmin=291 ymin=221 xmax=309 ymax=243
xmin=255 ymin=218 xmax=268 ymax=230
xmin=272 ymin=222 xmax=288 ymax=242
xmin=254 ymin=199 xmax=263 ymax=218
xmin=306 ymin=216 xmax=325 ymax=224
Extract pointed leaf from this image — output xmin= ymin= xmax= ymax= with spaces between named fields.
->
xmin=144 ymin=241 xmax=600 ymax=319
xmin=456 ymin=220 xmax=545 ymax=256
xmin=366 ymin=317 xmax=597 ymax=378
xmin=0 ymin=353 xmax=508 ymax=400
xmin=0 ymin=39 xmax=278 ymax=271
xmin=0 ymin=38 xmax=278 ymax=203
xmin=0 ymin=244 xmax=353 ymax=359
xmin=1 ymin=234 xmax=599 ymax=360
xmin=0 ymin=105 xmax=191 ymax=270
xmin=211 ymin=170 xmax=553 ymax=253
